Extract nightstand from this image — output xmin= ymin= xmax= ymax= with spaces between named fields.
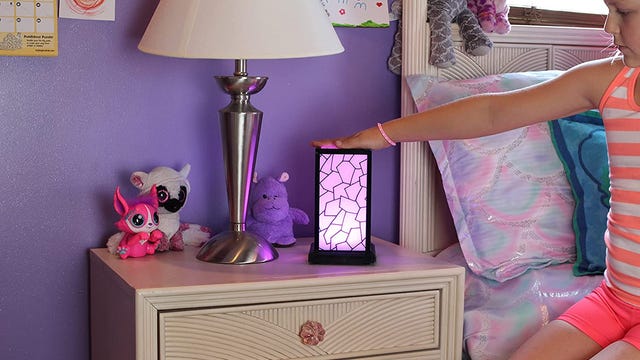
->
xmin=90 ymin=237 xmax=464 ymax=359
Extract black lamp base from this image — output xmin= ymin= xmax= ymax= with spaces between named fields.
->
xmin=307 ymin=243 xmax=376 ymax=265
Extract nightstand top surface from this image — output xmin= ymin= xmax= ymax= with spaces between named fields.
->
xmin=90 ymin=237 xmax=462 ymax=291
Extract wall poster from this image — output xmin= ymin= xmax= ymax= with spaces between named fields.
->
xmin=320 ymin=0 xmax=389 ymax=28
xmin=59 ymin=0 xmax=115 ymax=21
xmin=0 ymin=0 xmax=58 ymax=57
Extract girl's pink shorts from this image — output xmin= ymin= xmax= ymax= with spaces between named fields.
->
xmin=558 ymin=280 xmax=640 ymax=350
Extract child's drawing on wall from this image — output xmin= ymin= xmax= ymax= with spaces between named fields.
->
xmin=59 ymin=0 xmax=115 ymax=21
xmin=320 ymin=0 xmax=390 ymax=27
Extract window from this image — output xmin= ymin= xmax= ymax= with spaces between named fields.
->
xmin=509 ymin=1 xmax=607 ymax=14
xmin=508 ymin=0 xmax=607 ymax=28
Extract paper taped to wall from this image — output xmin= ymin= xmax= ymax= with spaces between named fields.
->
xmin=320 ymin=0 xmax=389 ymax=27
xmin=0 ymin=0 xmax=58 ymax=57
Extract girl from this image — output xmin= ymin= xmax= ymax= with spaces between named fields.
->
xmin=312 ymin=1 xmax=640 ymax=359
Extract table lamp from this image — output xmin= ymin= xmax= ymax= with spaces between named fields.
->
xmin=309 ymin=148 xmax=376 ymax=265
xmin=138 ymin=0 xmax=344 ymax=264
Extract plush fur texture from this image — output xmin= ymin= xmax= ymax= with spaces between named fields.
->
xmin=246 ymin=172 xmax=309 ymax=247
xmin=112 ymin=185 xmax=162 ymax=259
xmin=387 ymin=0 xmax=403 ymax=75
xmin=130 ymin=164 xmax=192 ymax=251
xmin=106 ymin=164 xmax=212 ymax=254
xmin=428 ymin=0 xmax=493 ymax=68
xmin=468 ymin=0 xmax=511 ymax=34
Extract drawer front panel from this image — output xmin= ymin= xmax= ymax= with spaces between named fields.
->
xmin=159 ymin=291 xmax=440 ymax=360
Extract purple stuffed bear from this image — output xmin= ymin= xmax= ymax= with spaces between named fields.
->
xmin=246 ymin=172 xmax=309 ymax=247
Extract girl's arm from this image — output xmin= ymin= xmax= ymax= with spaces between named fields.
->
xmin=312 ymin=57 xmax=622 ymax=150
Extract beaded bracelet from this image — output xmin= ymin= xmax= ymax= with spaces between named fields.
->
xmin=377 ymin=123 xmax=396 ymax=146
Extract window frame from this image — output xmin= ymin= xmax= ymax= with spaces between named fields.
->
xmin=508 ymin=6 xmax=606 ymax=28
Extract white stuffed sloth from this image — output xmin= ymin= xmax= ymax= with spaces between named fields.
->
xmin=129 ymin=164 xmax=212 ymax=251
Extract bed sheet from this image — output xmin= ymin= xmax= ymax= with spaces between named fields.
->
xmin=436 ymin=243 xmax=603 ymax=360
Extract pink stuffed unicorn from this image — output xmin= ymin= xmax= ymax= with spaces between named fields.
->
xmin=468 ymin=0 xmax=511 ymax=34
xmin=113 ymin=185 xmax=163 ymax=259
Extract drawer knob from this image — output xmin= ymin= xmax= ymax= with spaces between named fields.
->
xmin=299 ymin=320 xmax=326 ymax=345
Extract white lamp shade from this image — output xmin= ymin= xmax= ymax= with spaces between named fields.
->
xmin=138 ymin=0 xmax=344 ymax=59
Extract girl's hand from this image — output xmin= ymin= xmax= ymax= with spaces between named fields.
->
xmin=311 ymin=126 xmax=393 ymax=150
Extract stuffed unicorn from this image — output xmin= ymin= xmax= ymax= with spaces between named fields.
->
xmin=112 ymin=185 xmax=163 ymax=259
xmin=468 ymin=0 xmax=511 ymax=34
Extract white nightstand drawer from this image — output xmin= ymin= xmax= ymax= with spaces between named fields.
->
xmin=90 ymin=238 xmax=463 ymax=360
xmin=159 ymin=291 xmax=439 ymax=359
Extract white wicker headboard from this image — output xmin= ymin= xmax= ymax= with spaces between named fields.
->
xmin=399 ymin=0 xmax=612 ymax=255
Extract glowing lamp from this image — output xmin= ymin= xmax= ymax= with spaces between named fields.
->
xmin=308 ymin=148 xmax=376 ymax=265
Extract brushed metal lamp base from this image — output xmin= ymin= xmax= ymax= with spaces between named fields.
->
xmin=197 ymin=229 xmax=278 ymax=264
xmin=196 ymin=59 xmax=278 ymax=264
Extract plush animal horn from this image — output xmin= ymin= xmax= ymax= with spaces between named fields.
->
xmin=179 ymin=164 xmax=191 ymax=178
xmin=279 ymin=172 xmax=290 ymax=183
xmin=252 ymin=172 xmax=258 ymax=184
xmin=113 ymin=186 xmax=129 ymax=216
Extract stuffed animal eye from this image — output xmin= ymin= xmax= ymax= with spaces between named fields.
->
xmin=178 ymin=186 xmax=187 ymax=201
xmin=153 ymin=212 xmax=159 ymax=225
xmin=131 ymin=214 xmax=145 ymax=227
xmin=157 ymin=186 xmax=169 ymax=203
xmin=262 ymin=194 xmax=268 ymax=199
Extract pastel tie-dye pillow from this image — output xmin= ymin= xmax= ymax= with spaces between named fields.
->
xmin=407 ymin=71 xmax=576 ymax=282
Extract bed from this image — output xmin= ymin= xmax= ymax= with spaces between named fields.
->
xmin=396 ymin=1 xmax=612 ymax=359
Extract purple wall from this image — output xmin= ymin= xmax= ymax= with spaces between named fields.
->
xmin=0 ymin=2 xmax=399 ymax=359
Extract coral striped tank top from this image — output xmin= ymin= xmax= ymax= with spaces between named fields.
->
xmin=599 ymin=65 xmax=640 ymax=307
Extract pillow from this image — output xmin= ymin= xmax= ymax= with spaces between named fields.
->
xmin=407 ymin=71 xmax=576 ymax=282
xmin=549 ymin=111 xmax=609 ymax=276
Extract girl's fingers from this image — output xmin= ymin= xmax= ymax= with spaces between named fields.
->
xmin=310 ymin=139 xmax=340 ymax=148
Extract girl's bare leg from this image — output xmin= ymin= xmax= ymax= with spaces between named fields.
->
xmin=592 ymin=341 xmax=640 ymax=360
xmin=509 ymin=320 xmax=601 ymax=360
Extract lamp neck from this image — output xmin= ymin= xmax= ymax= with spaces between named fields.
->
xmin=231 ymin=93 xmax=251 ymax=104
xmin=215 ymin=59 xmax=268 ymax=98
xmin=234 ymin=59 xmax=248 ymax=77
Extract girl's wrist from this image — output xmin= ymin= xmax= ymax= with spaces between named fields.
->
xmin=377 ymin=123 xmax=396 ymax=147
